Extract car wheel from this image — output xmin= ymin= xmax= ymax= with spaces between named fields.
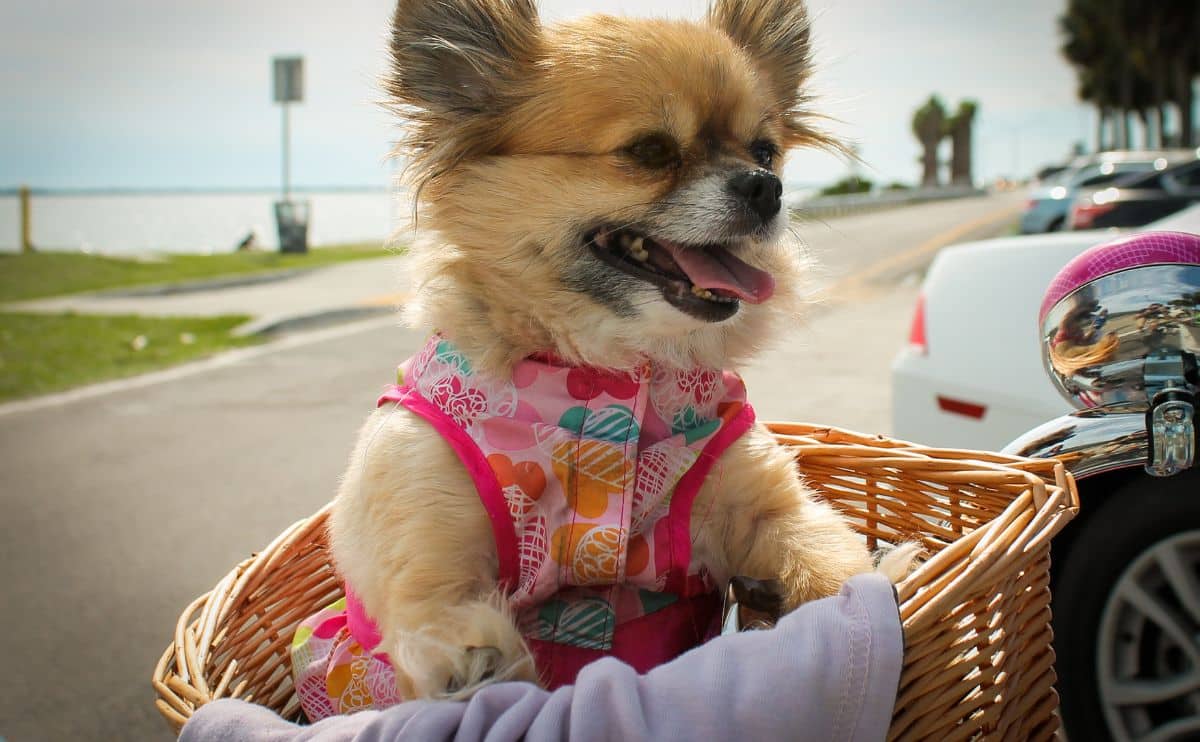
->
xmin=1050 ymin=216 xmax=1067 ymax=231
xmin=1055 ymin=471 xmax=1200 ymax=742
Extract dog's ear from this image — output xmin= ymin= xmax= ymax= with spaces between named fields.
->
xmin=708 ymin=0 xmax=841 ymax=152
xmin=707 ymin=0 xmax=813 ymax=110
xmin=387 ymin=0 xmax=541 ymax=116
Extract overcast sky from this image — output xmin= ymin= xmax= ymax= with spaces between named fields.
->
xmin=0 ymin=0 xmax=1094 ymax=191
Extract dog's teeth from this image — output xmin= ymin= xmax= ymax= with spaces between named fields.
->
xmin=690 ymin=285 xmax=716 ymax=300
xmin=630 ymin=237 xmax=648 ymax=261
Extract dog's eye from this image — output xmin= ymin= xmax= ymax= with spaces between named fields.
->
xmin=749 ymin=140 xmax=778 ymax=169
xmin=627 ymin=133 xmax=681 ymax=169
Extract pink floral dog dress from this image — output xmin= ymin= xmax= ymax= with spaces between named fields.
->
xmin=292 ymin=335 xmax=756 ymax=719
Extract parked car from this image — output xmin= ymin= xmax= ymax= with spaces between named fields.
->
xmin=1070 ymin=158 xmax=1200 ymax=230
xmin=1034 ymin=164 xmax=1069 ymax=183
xmin=892 ymin=203 xmax=1200 ymax=452
xmin=1019 ymin=150 xmax=1195 ymax=234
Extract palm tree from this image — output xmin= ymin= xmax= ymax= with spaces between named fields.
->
xmin=1161 ymin=2 xmax=1200 ymax=146
xmin=912 ymin=96 xmax=946 ymax=187
xmin=1061 ymin=0 xmax=1118 ymax=149
xmin=946 ymin=101 xmax=978 ymax=186
xmin=1061 ymin=0 xmax=1199 ymax=150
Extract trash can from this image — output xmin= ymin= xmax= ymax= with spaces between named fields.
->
xmin=274 ymin=200 xmax=310 ymax=254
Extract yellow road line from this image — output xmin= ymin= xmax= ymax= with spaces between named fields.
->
xmin=358 ymin=292 xmax=410 ymax=307
xmin=822 ymin=203 xmax=1020 ymax=300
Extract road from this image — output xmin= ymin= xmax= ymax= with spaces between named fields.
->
xmin=0 ymin=191 xmax=1021 ymax=741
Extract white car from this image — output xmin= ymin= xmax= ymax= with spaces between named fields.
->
xmin=891 ymin=203 xmax=1200 ymax=452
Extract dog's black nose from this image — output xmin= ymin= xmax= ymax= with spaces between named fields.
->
xmin=729 ymin=170 xmax=783 ymax=222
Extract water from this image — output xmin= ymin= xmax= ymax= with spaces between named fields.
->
xmin=0 ymin=190 xmax=408 ymax=255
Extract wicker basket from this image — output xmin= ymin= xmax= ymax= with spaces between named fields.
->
xmin=152 ymin=423 xmax=1079 ymax=740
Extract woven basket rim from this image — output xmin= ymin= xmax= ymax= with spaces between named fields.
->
xmin=152 ymin=422 xmax=1078 ymax=737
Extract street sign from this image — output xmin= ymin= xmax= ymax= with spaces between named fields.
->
xmin=273 ymin=57 xmax=303 ymax=103
xmin=272 ymin=55 xmax=308 ymax=252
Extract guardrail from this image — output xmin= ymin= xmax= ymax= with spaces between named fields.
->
xmin=788 ymin=185 xmax=985 ymax=219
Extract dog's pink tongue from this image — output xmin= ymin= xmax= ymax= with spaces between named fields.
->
xmin=659 ymin=241 xmax=775 ymax=304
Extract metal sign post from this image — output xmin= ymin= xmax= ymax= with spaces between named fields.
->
xmin=272 ymin=56 xmax=308 ymax=253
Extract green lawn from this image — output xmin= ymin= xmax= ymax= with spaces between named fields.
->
xmin=0 ymin=243 xmax=393 ymax=303
xmin=0 ymin=312 xmax=262 ymax=401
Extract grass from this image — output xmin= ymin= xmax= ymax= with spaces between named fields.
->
xmin=0 ymin=312 xmax=262 ymax=402
xmin=0 ymin=243 xmax=393 ymax=303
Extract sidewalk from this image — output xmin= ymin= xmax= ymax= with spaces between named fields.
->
xmin=6 ymin=255 xmax=411 ymax=335
xmin=744 ymin=282 xmax=919 ymax=434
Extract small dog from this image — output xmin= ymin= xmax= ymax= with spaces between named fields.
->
xmin=312 ymin=0 xmax=914 ymax=709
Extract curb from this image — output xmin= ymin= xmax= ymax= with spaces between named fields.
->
xmin=233 ymin=305 xmax=396 ymax=337
xmin=91 ymin=268 xmax=314 ymax=298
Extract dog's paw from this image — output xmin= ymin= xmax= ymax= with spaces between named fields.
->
xmin=441 ymin=638 xmax=537 ymax=700
xmin=394 ymin=634 xmax=537 ymax=700
xmin=445 ymin=646 xmax=504 ymax=694
xmin=874 ymin=541 xmax=924 ymax=583
xmin=732 ymin=575 xmax=784 ymax=615
xmin=724 ymin=575 xmax=784 ymax=631
xmin=390 ymin=599 xmax=538 ymax=700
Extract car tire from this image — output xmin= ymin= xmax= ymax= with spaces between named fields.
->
xmin=1049 ymin=216 xmax=1067 ymax=231
xmin=1055 ymin=470 xmax=1200 ymax=742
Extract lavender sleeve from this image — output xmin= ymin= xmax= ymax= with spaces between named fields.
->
xmin=180 ymin=573 xmax=902 ymax=742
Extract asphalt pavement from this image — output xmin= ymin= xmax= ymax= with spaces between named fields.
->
xmin=0 ymin=191 xmax=1021 ymax=741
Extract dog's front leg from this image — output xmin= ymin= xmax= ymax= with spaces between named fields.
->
xmin=689 ymin=425 xmax=874 ymax=612
xmin=330 ymin=407 xmax=537 ymax=700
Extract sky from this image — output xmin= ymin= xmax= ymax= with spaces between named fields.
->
xmin=0 ymin=0 xmax=1096 ymax=191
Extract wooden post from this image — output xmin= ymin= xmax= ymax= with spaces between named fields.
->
xmin=19 ymin=185 xmax=33 ymax=253
xmin=282 ymin=103 xmax=291 ymax=201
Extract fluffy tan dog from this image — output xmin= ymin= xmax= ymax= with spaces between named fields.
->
xmin=331 ymin=0 xmax=910 ymax=702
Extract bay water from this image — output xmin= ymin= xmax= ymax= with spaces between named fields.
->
xmin=0 ymin=190 xmax=407 ymax=255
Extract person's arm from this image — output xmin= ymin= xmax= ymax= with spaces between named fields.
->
xmin=180 ymin=572 xmax=903 ymax=742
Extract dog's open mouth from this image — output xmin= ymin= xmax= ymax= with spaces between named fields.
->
xmin=586 ymin=227 xmax=776 ymax=322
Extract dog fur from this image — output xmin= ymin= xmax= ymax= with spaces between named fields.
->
xmin=331 ymin=0 xmax=911 ymax=701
